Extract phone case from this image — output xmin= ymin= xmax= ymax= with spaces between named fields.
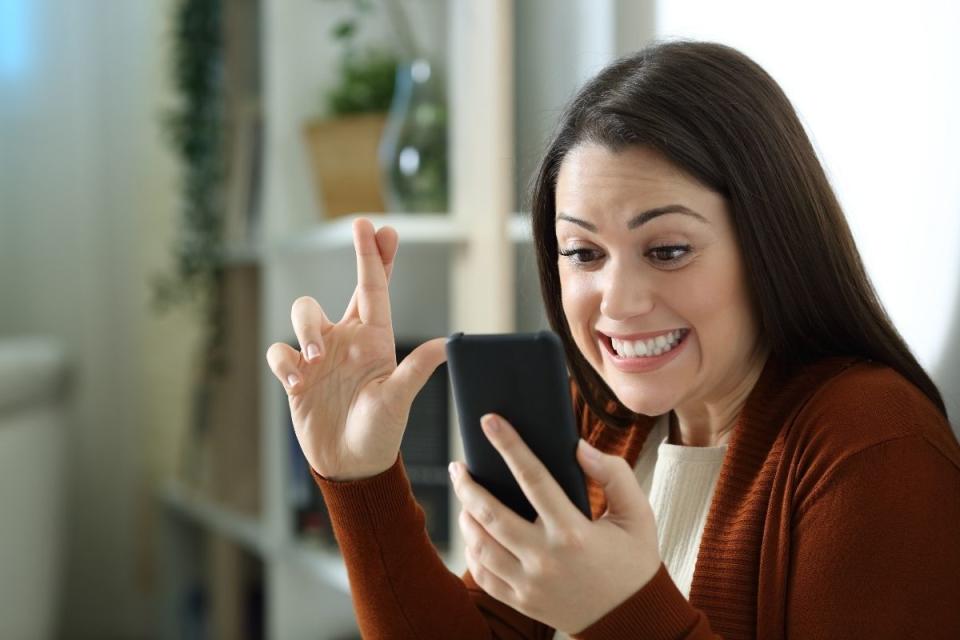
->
xmin=446 ymin=331 xmax=591 ymax=522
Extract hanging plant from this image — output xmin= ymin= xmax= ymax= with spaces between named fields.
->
xmin=152 ymin=0 xmax=229 ymax=380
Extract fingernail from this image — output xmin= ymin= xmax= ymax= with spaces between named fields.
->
xmin=481 ymin=415 xmax=500 ymax=434
xmin=287 ymin=373 xmax=301 ymax=387
xmin=306 ymin=343 xmax=320 ymax=360
xmin=448 ymin=462 xmax=459 ymax=480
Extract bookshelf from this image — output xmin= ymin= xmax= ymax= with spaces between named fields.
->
xmin=155 ymin=2 xmax=546 ymax=639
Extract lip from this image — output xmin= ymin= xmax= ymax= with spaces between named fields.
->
xmin=599 ymin=328 xmax=689 ymax=341
xmin=599 ymin=328 xmax=691 ymax=373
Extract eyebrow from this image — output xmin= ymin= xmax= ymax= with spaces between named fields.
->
xmin=556 ymin=204 xmax=709 ymax=232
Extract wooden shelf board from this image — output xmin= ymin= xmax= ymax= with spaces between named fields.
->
xmin=159 ymin=481 xmax=270 ymax=557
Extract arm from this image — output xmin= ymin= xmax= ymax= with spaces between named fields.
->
xmin=571 ymin=564 xmax=719 ymax=639
xmin=312 ymin=453 xmax=555 ymax=639
xmin=788 ymin=435 xmax=960 ymax=636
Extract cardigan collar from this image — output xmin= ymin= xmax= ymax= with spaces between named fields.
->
xmin=582 ymin=352 xmax=862 ymax=638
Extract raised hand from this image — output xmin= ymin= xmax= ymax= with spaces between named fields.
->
xmin=265 ymin=218 xmax=447 ymax=481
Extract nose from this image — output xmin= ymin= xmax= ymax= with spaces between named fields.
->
xmin=599 ymin=260 xmax=655 ymax=321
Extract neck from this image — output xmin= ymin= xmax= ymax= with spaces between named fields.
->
xmin=670 ymin=348 xmax=769 ymax=447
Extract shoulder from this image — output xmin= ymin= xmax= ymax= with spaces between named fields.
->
xmin=786 ymin=358 xmax=960 ymax=483
xmin=793 ymin=359 xmax=947 ymax=446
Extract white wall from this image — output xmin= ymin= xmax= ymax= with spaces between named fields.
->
xmin=0 ymin=0 xmax=191 ymax=635
xmin=654 ymin=0 xmax=960 ymax=429
xmin=513 ymin=0 xmax=656 ymax=210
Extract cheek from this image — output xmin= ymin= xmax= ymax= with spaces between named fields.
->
xmin=682 ymin=260 xmax=755 ymax=351
xmin=560 ymin=272 xmax=600 ymax=348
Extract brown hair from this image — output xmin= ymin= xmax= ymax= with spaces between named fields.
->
xmin=530 ymin=39 xmax=947 ymax=428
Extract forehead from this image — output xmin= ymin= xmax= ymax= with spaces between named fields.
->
xmin=555 ymin=143 xmax=722 ymax=224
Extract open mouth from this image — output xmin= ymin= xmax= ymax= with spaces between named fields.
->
xmin=600 ymin=328 xmax=691 ymax=360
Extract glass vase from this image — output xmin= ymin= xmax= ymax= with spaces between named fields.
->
xmin=378 ymin=57 xmax=449 ymax=214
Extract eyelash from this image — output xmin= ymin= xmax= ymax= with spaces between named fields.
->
xmin=557 ymin=244 xmax=692 ymax=268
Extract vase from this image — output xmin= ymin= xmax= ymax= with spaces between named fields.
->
xmin=378 ymin=57 xmax=449 ymax=214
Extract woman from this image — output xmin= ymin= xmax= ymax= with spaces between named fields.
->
xmin=266 ymin=40 xmax=960 ymax=638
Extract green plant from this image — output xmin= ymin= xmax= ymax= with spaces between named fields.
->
xmin=321 ymin=0 xmax=419 ymax=115
xmin=327 ymin=48 xmax=398 ymax=115
xmin=152 ymin=0 xmax=229 ymax=379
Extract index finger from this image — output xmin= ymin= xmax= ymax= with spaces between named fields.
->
xmin=481 ymin=414 xmax=585 ymax=530
xmin=353 ymin=217 xmax=392 ymax=327
xmin=341 ymin=224 xmax=397 ymax=323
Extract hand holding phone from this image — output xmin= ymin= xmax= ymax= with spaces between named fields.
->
xmin=446 ymin=331 xmax=591 ymax=522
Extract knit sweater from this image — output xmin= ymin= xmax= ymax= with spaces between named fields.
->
xmin=311 ymin=354 xmax=960 ymax=639
xmin=640 ymin=415 xmax=728 ymax=599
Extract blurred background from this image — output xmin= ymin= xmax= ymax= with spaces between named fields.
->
xmin=0 ymin=0 xmax=957 ymax=638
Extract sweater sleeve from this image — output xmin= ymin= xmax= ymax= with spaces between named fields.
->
xmin=311 ymin=452 xmax=556 ymax=639
xmin=571 ymin=563 xmax=720 ymax=639
xmin=787 ymin=435 xmax=960 ymax=637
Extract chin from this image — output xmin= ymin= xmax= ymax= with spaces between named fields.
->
xmin=606 ymin=379 xmax=677 ymax=417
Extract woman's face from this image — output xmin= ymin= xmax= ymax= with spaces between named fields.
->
xmin=555 ymin=142 xmax=764 ymax=418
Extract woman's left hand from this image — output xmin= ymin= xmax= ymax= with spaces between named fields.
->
xmin=449 ymin=413 xmax=662 ymax=635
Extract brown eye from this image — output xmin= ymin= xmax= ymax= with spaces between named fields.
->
xmin=647 ymin=245 xmax=691 ymax=265
xmin=558 ymin=248 xmax=602 ymax=265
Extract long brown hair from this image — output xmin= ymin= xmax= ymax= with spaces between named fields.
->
xmin=531 ymin=39 xmax=947 ymax=428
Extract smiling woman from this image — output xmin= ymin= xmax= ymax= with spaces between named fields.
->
xmin=553 ymin=143 xmax=765 ymax=447
xmin=274 ymin=38 xmax=960 ymax=640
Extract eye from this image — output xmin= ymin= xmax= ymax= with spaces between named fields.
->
xmin=557 ymin=247 xmax=602 ymax=266
xmin=647 ymin=244 xmax=692 ymax=266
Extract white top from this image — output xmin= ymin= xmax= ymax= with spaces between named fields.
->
xmin=553 ymin=414 xmax=727 ymax=639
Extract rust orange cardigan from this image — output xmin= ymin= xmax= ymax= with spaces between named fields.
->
xmin=311 ymin=355 xmax=960 ymax=638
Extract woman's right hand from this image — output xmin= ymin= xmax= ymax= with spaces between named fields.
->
xmin=265 ymin=218 xmax=447 ymax=481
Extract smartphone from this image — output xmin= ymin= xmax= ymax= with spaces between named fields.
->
xmin=445 ymin=331 xmax=591 ymax=523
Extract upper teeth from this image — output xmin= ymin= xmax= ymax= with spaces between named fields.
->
xmin=611 ymin=329 xmax=687 ymax=358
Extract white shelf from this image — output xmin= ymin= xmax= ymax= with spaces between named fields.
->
xmin=508 ymin=214 xmax=533 ymax=243
xmin=290 ymin=541 xmax=465 ymax=596
xmin=268 ymin=213 xmax=467 ymax=260
xmin=288 ymin=543 xmax=351 ymax=594
xmin=265 ymin=213 xmax=533 ymax=263
xmin=159 ymin=481 xmax=271 ymax=557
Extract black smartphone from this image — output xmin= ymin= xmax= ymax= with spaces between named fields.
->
xmin=445 ymin=330 xmax=591 ymax=523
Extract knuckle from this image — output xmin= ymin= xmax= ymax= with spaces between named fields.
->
xmin=358 ymin=280 xmax=386 ymax=293
xmin=476 ymin=506 xmax=495 ymax=527
xmin=470 ymin=560 xmax=485 ymax=582
xmin=469 ymin=540 xmax=484 ymax=559
xmin=514 ymin=585 xmax=536 ymax=610
xmin=522 ymin=554 xmax=545 ymax=578
xmin=552 ymin=528 xmax=586 ymax=552
xmin=517 ymin=465 xmax=545 ymax=487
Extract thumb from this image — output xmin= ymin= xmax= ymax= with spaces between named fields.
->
xmin=577 ymin=439 xmax=645 ymax=526
xmin=381 ymin=337 xmax=448 ymax=409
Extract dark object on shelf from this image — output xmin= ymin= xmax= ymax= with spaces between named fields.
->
xmin=288 ymin=338 xmax=451 ymax=550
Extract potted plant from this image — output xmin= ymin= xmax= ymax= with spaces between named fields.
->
xmin=304 ymin=1 xmax=399 ymax=218
xmin=305 ymin=0 xmax=448 ymax=218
